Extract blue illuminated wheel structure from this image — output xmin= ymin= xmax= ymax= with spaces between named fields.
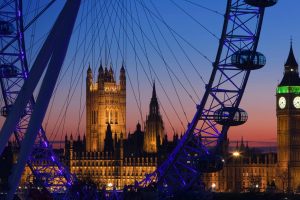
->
xmin=139 ymin=0 xmax=277 ymax=194
xmin=0 ymin=0 xmax=277 ymax=199
xmin=0 ymin=0 xmax=74 ymax=195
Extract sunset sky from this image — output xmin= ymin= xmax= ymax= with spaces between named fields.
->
xmin=2 ymin=1 xmax=300 ymax=146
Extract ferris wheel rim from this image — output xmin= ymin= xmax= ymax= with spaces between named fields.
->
xmin=138 ymin=0 xmax=270 ymax=191
xmin=0 ymin=0 xmax=75 ymax=196
xmin=0 ymin=0 xmax=275 ymax=197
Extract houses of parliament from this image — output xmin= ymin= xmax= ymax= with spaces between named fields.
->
xmin=63 ymin=43 xmax=300 ymax=192
xmin=63 ymin=63 xmax=172 ymax=189
xmin=3 ymin=43 xmax=300 ymax=192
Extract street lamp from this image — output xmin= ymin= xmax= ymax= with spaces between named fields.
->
xmin=233 ymin=151 xmax=240 ymax=157
xmin=107 ymin=182 xmax=113 ymax=187
xmin=232 ymin=151 xmax=240 ymax=192
xmin=212 ymin=183 xmax=216 ymax=192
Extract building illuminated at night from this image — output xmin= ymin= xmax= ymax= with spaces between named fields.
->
xmin=63 ymin=64 xmax=177 ymax=189
xmin=18 ymin=44 xmax=300 ymax=192
xmin=203 ymin=43 xmax=300 ymax=192
xmin=86 ymin=63 xmax=126 ymax=152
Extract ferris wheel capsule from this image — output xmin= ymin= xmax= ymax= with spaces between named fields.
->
xmin=0 ymin=64 xmax=18 ymax=78
xmin=231 ymin=50 xmax=266 ymax=70
xmin=245 ymin=0 xmax=278 ymax=7
xmin=0 ymin=20 xmax=14 ymax=35
xmin=214 ymin=107 xmax=248 ymax=126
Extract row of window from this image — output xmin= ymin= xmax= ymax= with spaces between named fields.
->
xmin=91 ymin=110 xmax=98 ymax=124
xmin=73 ymin=171 xmax=145 ymax=176
xmin=91 ymin=110 xmax=119 ymax=124
xmin=71 ymin=161 xmax=155 ymax=167
xmin=106 ymin=110 xmax=118 ymax=124
xmin=105 ymin=99 xmax=119 ymax=104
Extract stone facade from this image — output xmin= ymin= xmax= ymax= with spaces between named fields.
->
xmin=20 ymin=45 xmax=300 ymax=193
xmin=276 ymin=43 xmax=300 ymax=191
xmin=203 ymin=43 xmax=300 ymax=193
xmin=143 ymin=83 xmax=164 ymax=153
xmin=64 ymin=71 xmax=173 ymax=189
xmin=86 ymin=64 xmax=126 ymax=152
xmin=203 ymin=141 xmax=278 ymax=192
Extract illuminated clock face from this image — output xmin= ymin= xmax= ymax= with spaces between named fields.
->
xmin=293 ymin=96 xmax=300 ymax=109
xmin=278 ymin=97 xmax=286 ymax=109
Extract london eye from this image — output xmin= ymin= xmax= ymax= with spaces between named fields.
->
xmin=0 ymin=0 xmax=277 ymax=199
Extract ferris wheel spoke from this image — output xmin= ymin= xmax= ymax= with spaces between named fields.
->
xmin=0 ymin=0 xmax=277 ymax=198
xmin=137 ymin=0 xmax=276 ymax=192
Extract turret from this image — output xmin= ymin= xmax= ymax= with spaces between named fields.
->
xmin=83 ymin=134 xmax=86 ymax=150
xmin=64 ymin=134 xmax=69 ymax=153
xmin=98 ymin=62 xmax=104 ymax=89
xmin=143 ymin=82 xmax=165 ymax=153
xmin=150 ymin=82 xmax=159 ymax=115
xmin=87 ymin=65 xmax=93 ymax=87
xmin=109 ymin=64 xmax=114 ymax=82
xmin=173 ymin=133 xmax=178 ymax=143
xmin=120 ymin=64 xmax=126 ymax=90
xmin=104 ymin=67 xmax=109 ymax=82
xmin=136 ymin=122 xmax=141 ymax=132
xmin=70 ymin=134 xmax=73 ymax=160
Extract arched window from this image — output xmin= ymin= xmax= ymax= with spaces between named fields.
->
xmin=96 ymin=110 xmax=98 ymax=124
xmin=110 ymin=111 xmax=113 ymax=124
xmin=92 ymin=111 xmax=97 ymax=124
xmin=106 ymin=110 xmax=109 ymax=124
xmin=115 ymin=111 xmax=118 ymax=124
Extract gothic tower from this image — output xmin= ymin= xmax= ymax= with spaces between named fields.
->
xmin=86 ymin=63 xmax=126 ymax=152
xmin=277 ymin=42 xmax=300 ymax=190
xmin=143 ymin=82 xmax=165 ymax=153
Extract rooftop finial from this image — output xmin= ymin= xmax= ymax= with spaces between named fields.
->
xmin=120 ymin=61 xmax=125 ymax=73
xmin=279 ymin=40 xmax=300 ymax=86
xmin=87 ymin=63 xmax=92 ymax=75
xmin=284 ymin=38 xmax=298 ymax=68
xmin=99 ymin=60 xmax=103 ymax=72
xmin=152 ymin=80 xmax=156 ymax=99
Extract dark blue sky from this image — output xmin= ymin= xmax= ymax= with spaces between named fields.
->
xmin=17 ymin=0 xmax=299 ymax=144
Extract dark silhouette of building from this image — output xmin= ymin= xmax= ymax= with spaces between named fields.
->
xmin=0 ymin=143 xmax=14 ymax=191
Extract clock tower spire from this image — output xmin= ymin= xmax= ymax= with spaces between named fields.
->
xmin=277 ymin=42 xmax=300 ymax=191
xmin=279 ymin=41 xmax=300 ymax=86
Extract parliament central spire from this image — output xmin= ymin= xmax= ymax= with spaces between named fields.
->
xmin=143 ymin=82 xmax=165 ymax=153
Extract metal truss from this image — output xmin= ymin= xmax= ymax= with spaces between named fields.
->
xmin=0 ymin=0 xmax=276 ymax=198
xmin=139 ymin=0 xmax=274 ymax=193
xmin=0 ymin=1 xmax=79 ymax=199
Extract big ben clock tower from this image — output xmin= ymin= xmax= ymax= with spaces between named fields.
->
xmin=277 ymin=42 xmax=300 ymax=191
